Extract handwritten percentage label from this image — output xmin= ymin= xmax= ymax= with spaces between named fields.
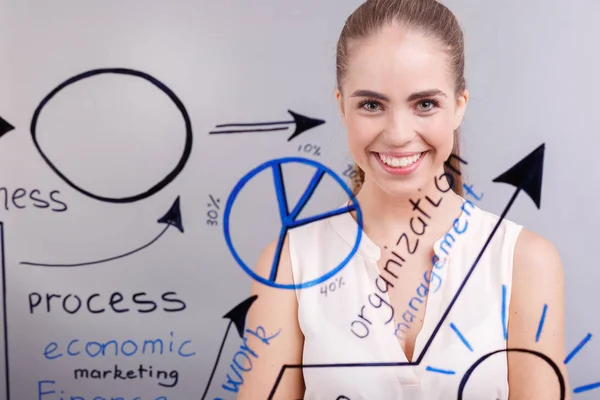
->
xmin=320 ymin=277 xmax=345 ymax=297
xmin=342 ymin=163 xmax=362 ymax=188
xmin=207 ymin=195 xmax=220 ymax=226
xmin=298 ymin=143 xmax=321 ymax=156
xmin=342 ymin=164 xmax=359 ymax=180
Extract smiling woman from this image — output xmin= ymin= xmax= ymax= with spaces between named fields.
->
xmin=238 ymin=1 xmax=571 ymax=399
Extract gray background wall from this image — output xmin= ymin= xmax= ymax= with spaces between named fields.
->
xmin=0 ymin=0 xmax=598 ymax=399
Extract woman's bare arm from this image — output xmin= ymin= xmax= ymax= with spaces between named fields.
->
xmin=508 ymin=228 xmax=571 ymax=400
xmin=237 ymin=236 xmax=305 ymax=399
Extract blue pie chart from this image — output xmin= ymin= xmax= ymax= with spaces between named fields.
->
xmin=223 ymin=157 xmax=363 ymax=290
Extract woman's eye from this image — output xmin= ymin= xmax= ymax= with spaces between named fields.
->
xmin=417 ymin=100 xmax=437 ymax=111
xmin=360 ymin=101 xmax=381 ymax=111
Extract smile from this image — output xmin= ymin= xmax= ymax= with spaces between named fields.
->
xmin=378 ymin=152 xmax=425 ymax=167
xmin=373 ymin=151 xmax=428 ymax=176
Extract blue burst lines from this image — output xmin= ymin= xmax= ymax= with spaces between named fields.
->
xmin=535 ymin=304 xmax=548 ymax=343
xmin=565 ymin=333 xmax=597 ymax=395
xmin=450 ymin=323 xmax=473 ymax=352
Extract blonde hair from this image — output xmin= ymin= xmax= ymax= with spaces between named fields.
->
xmin=336 ymin=0 xmax=466 ymax=196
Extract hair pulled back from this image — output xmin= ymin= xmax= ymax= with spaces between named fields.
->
xmin=335 ymin=0 xmax=466 ymax=196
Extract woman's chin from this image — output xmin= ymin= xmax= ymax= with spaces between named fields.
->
xmin=365 ymin=176 xmax=428 ymax=199
xmin=382 ymin=183 xmax=424 ymax=199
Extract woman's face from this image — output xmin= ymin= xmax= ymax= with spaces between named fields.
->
xmin=336 ymin=24 xmax=468 ymax=197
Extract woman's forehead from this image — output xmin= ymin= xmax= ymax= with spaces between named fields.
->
xmin=343 ymin=26 xmax=453 ymax=96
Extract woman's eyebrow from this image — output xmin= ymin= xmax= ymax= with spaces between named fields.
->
xmin=349 ymin=89 xmax=447 ymax=102
xmin=406 ymin=89 xmax=447 ymax=102
xmin=350 ymin=90 xmax=390 ymax=101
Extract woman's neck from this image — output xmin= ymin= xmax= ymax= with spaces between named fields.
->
xmin=352 ymin=175 xmax=465 ymax=247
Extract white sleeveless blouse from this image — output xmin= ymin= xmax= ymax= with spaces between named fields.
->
xmin=288 ymin=200 xmax=523 ymax=400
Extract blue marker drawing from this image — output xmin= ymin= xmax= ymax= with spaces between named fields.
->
xmin=535 ymin=304 xmax=548 ymax=343
xmin=501 ymin=284 xmax=508 ymax=340
xmin=449 ymin=323 xmax=473 ymax=352
xmin=567 ymin=332 xmax=599 ymax=395
xmin=564 ymin=333 xmax=592 ymax=365
xmin=262 ymin=145 xmax=585 ymax=400
xmin=573 ymin=382 xmax=600 ymax=394
xmin=223 ymin=157 xmax=363 ymax=290
xmin=426 ymin=366 xmax=455 ymax=375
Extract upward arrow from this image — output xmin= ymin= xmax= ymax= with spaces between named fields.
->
xmin=200 ymin=295 xmax=259 ymax=400
xmin=157 ymin=196 xmax=184 ymax=233
xmin=492 ymin=143 xmax=545 ymax=208
xmin=266 ymin=143 xmax=548 ymax=400
xmin=20 ymin=197 xmax=184 ymax=267
xmin=0 ymin=116 xmax=14 ymax=140
xmin=416 ymin=143 xmax=546 ymax=361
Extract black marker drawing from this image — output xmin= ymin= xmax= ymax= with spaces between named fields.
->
xmin=457 ymin=348 xmax=565 ymax=400
xmin=297 ymin=143 xmax=321 ymax=156
xmin=200 ymin=295 xmax=258 ymax=400
xmin=209 ymin=110 xmax=325 ymax=142
xmin=0 ymin=116 xmax=14 ymax=140
xmin=30 ymin=68 xmax=193 ymax=204
xmin=0 ymin=222 xmax=9 ymax=400
xmin=267 ymin=144 xmax=552 ymax=400
xmin=207 ymin=194 xmax=221 ymax=226
xmin=321 ymin=277 xmax=345 ymax=297
xmin=19 ymin=197 xmax=184 ymax=267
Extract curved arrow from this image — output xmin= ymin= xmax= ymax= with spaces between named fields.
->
xmin=267 ymin=143 xmax=547 ymax=400
xmin=209 ymin=110 xmax=325 ymax=142
xmin=0 ymin=116 xmax=14 ymax=140
xmin=200 ymin=295 xmax=259 ymax=400
xmin=20 ymin=196 xmax=184 ymax=267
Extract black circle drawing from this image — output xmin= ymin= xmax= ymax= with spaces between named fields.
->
xmin=30 ymin=68 xmax=193 ymax=203
xmin=457 ymin=348 xmax=565 ymax=400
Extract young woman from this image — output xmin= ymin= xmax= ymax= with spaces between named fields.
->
xmin=238 ymin=0 xmax=570 ymax=398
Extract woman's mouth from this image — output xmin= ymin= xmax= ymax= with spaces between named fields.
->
xmin=373 ymin=151 xmax=428 ymax=175
xmin=378 ymin=152 xmax=424 ymax=167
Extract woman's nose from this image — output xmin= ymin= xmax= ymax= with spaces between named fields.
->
xmin=384 ymin=111 xmax=416 ymax=147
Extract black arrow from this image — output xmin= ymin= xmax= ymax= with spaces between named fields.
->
xmin=0 ymin=116 xmax=14 ymax=140
xmin=415 ymin=143 xmax=545 ymax=360
xmin=267 ymin=143 xmax=546 ymax=400
xmin=20 ymin=196 xmax=184 ymax=267
xmin=209 ymin=110 xmax=325 ymax=141
xmin=200 ymin=295 xmax=259 ymax=400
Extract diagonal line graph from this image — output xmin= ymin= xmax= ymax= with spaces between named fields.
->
xmin=266 ymin=144 xmax=549 ymax=399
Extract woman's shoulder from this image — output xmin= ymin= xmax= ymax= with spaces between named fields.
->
xmin=470 ymin=203 xmax=563 ymax=283
xmin=513 ymin=227 xmax=563 ymax=282
xmin=470 ymin=203 xmax=559 ymax=254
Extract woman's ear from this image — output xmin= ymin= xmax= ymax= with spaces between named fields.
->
xmin=453 ymin=88 xmax=469 ymax=130
xmin=335 ymin=88 xmax=346 ymax=126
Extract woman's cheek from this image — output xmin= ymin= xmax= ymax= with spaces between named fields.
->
xmin=420 ymin=115 xmax=454 ymax=147
xmin=347 ymin=116 xmax=379 ymax=145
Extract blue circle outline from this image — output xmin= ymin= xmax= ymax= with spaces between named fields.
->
xmin=223 ymin=157 xmax=363 ymax=290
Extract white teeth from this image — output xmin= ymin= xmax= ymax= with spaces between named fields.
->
xmin=379 ymin=152 xmax=422 ymax=168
